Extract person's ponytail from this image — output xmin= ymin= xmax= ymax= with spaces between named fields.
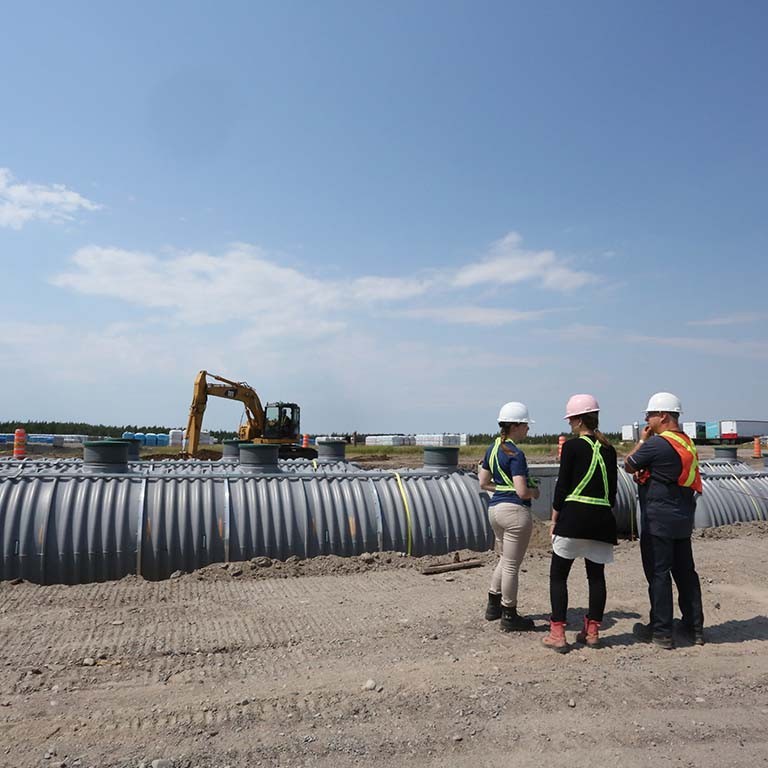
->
xmin=594 ymin=428 xmax=611 ymax=447
xmin=580 ymin=413 xmax=611 ymax=446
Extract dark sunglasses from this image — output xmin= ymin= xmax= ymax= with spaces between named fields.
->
xmin=645 ymin=411 xmax=663 ymax=419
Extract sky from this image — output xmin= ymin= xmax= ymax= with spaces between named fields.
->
xmin=1 ymin=0 xmax=767 ymax=436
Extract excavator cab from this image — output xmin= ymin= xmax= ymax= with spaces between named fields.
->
xmin=264 ymin=402 xmax=301 ymax=441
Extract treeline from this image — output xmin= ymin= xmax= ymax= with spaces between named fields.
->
xmin=467 ymin=432 xmax=622 ymax=445
xmin=0 ymin=421 xmax=237 ymax=443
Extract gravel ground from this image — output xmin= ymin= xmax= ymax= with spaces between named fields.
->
xmin=1 ymin=520 xmax=767 ymax=768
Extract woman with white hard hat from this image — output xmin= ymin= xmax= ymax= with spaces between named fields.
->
xmin=478 ymin=401 xmax=541 ymax=632
xmin=541 ymin=394 xmax=618 ymax=653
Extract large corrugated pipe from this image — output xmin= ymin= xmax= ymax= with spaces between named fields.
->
xmin=4 ymin=457 xmax=767 ymax=585
xmin=0 ymin=469 xmax=490 ymax=585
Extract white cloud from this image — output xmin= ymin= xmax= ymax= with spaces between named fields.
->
xmin=52 ymin=243 xmax=343 ymax=326
xmin=349 ymin=275 xmax=431 ymax=302
xmin=687 ymin=312 xmax=765 ymax=327
xmin=626 ymin=334 xmax=768 ymax=359
xmin=0 ymin=168 xmax=102 ymax=229
xmin=49 ymin=231 xmax=596 ymax=350
xmin=51 ymin=243 xmax=439 ymax=333
xmin=453 ymin=231 xmax=598 ymax=292
xmin=0 ymin=320 xmax=183 ymax=381
xmin=536 ymin=323 xmax=609 ymax=341
xmin=399 ymin=305 xmax=553 ymax=326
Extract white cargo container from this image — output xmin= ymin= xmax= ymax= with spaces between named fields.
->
xmin=365 ymin=435 xmax=405 ymax=446
xmin=621 ymin=424 xmax=636 ymax=442
xmin=415 ymin=433 xmax=461 ymax=447
xmin=682 ymin=422 xmax=706 ymax=441
xmin=718 ymin=420 xmax=768 ymax=443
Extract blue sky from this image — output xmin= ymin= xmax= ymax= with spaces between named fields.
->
xmin=1 ymin=0 xmax=766 ymax=435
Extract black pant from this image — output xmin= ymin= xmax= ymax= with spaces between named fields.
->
xmin=640 ymin=533 xmax=704 ymax=637
xmin=549 ymin=552 xmax=606 ymax=623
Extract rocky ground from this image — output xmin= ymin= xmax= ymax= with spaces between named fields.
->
xmin=1 ymin=518 xmax=767 ymax=768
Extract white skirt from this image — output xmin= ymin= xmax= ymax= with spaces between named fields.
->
xmin=552 ymin=536 xmax=614 ymax=564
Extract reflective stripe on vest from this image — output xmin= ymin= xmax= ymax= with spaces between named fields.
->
xmin=489 ymin=437 xmax=518 ymax=492
xmin=564 ymin=435 xmax=611 ymax=506
xmin=659 ymin=431 xmax=703 ymax=493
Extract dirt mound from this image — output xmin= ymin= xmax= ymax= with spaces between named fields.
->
xmin=694 ymin=519 xmax=768 ymax=539
xmin=183 ymin=521 xmax=555 ymax=583
xmin=188 ymin=548 xmax=498 ymax=582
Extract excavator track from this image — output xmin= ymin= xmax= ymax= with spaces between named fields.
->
xmin=278 ymin=444 xmax=318 ymax=460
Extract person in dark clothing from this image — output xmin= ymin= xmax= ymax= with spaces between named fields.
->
xmin=542 ymin=394 xmax=618 ymax=652
xmin=624 ymin=392 xmax=704 ymax=649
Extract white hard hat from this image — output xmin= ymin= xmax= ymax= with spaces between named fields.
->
xmin=497 ymin=401 xmax=533 ymax=423
xmin=645 ymin=392 xmax=683 ymax=414
xmin=564 ymin=393 xmax=600 ymax=419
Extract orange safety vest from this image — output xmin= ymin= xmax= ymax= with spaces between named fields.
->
xmin=659 ymin=431 xmax=703 ymax=493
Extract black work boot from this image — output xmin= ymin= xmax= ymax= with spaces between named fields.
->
xmin=500 ymin=605 xmax=535 ymax=632
xmin=632 ymin=621 xmax=652 ymax=642
xmin=485 ymin=592 xmax=502 ymax=621
xmin=633 ymin=621 xmax=673 ymax=649
xmin=674 ymin=619 xmax=705 ymax=646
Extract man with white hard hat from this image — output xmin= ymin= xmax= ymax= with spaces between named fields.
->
xmin=623 ymin=392 xmax=704 ymax=649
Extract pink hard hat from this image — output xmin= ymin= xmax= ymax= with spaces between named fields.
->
xmin=564 ymin=393 xmax=600 ymax=419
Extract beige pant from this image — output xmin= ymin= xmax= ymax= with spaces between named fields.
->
xmin=489 ymin=502 xmax=533 ymax=608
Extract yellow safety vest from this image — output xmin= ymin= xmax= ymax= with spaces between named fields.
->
xmin=564 ymin=435 xmax=611 ymax=506
xmin=489 ymin=437 xmax=519 ymax=492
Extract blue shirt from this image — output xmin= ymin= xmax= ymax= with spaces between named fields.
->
xmin=481 ymin=440 xmax=531 ymax=508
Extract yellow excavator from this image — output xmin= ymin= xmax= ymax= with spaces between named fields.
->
xmin=184 ymin=370 xmax=317 ymax=458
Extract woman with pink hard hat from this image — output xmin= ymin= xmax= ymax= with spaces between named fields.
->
xmin=541 ymin=394 xmax=618 ymax=653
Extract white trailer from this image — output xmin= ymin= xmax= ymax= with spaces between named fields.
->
xmin=621 ymin=424 xmax=637 ymax=442
xmin=683 ymin=421 xmax=706 ymax=441
xmin=718 ymin=420 xmax=768 ymax=443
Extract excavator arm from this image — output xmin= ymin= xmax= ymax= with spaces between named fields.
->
xmin=184 ymin=370 xmax=266 ymax=454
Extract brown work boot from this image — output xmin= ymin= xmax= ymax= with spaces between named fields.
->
xmin=575 ymin=616 xmax=602 ymax=648
xmin=542 ymin=620 xmax=568 ymax=653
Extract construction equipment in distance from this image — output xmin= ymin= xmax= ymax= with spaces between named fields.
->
xmin=184 ymin=370 xmax=318 ymax=458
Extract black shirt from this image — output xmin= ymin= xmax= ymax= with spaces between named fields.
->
xmin=552 ymin=436 xmax=618 ymax=544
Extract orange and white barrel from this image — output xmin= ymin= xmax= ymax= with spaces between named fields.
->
xmin=302 ymin=433 xmax=310 ymax=448
xmin=753 ymin=436 xmax=762 ymax=459
xmin=13 ymin=428 xmax=27 ymax=459
xmin=557 ymin=434 xmax=566 ymax=461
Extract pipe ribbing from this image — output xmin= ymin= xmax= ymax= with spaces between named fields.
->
xmin=0 ymin=470 xmax=490 ymax=584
